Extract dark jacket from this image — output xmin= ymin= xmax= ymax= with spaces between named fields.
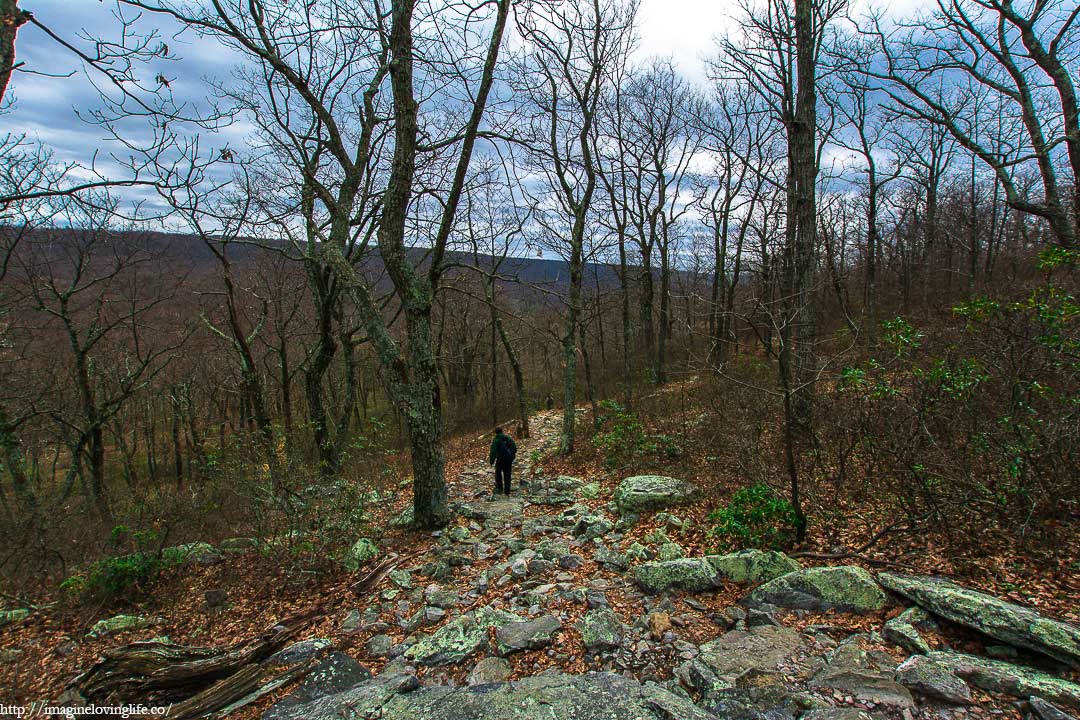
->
xmin=489 ymin=432 xmax=517 ymax=465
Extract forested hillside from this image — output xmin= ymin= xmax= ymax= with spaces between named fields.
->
xmin=0 ymin=0 xmax=1077 ymax=718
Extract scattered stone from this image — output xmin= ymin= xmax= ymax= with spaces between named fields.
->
xmin=403 ymin=605 xmax=521 ymax=665
xmin=613 ymin=475 xmax=699 ymax=514
xmin=0 ymin=608 xmax=30 ymax=628
xmin=708 ymin=550 xmax=802 ymax=584
xmin=448 ymin=526 xmax=471 ymax=542
xmin=572 ymin=514 xmax=613 ymax=540
xmin=496 ymin=615 xmax=562 ymax=655
xmin=878 ymin=573 xmax=1080 ymax=667
xmin=579 ymin=608 xmax=624 ymax=653
xmin=366 ymin=635 xmax=393 ymax=657
xmin=341 ymin=610 xmax=363 ymax=632
xmin=579 ymin=483 xmax=601 ymax=499
xmin=593 ymin=546 xmax=629 ymax=571
xmin=658 ymin=542 xmax=686 ymax=561
xmin=1029 ymin=697 xmax=1078 ymax=720
xmin=343 ymin=538 xmax=379 ymax=571
xmin=801 ymin=710 xmax=873 ymax=720
xmin=468 ymin=656 xmax=512 ymax=685
xmin=389 ymin=569 xmax=413 ymax=589
xmin=744 ymin=566 xmax=887 ymax=614
xmin=424 ymin=584 xmax=460 ymax=609
xmin=87 ymin=614 xmax=153 ymax=639
xmin=626 ymin=542 xmax=652 ymax=563
xmin=811 ymin=635 xmax=914 ymax=708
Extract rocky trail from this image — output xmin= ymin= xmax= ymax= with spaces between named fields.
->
xmin=30 ymin=411 xmax=1080 ymax=720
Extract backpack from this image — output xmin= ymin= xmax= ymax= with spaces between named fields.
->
xmin=495 ymin=435 xmax=516 ymax=464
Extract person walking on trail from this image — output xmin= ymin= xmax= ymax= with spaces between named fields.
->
xmin=489 ymin=426 xmax=517 ymax=497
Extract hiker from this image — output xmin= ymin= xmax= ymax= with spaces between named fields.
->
xmin=488 ymin=426 xmax=517 ymax=497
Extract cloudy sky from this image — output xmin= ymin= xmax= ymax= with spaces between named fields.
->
xmin=2 ymin=0 xmax=931 ymax=203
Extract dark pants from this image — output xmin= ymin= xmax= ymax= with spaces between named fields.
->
xmin=494 ymin=460 xmax=512 ymax=495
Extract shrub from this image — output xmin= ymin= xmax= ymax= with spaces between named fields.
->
xmin=592 ymin=400 xmax=681 ymax=469
xmin=708 ymin=483 xmax=798 ymax=551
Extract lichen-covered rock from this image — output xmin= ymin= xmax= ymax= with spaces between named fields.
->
xmin=593 ymin=546 xmax=629 ymax=571
xmin=467 ymin=656 xmax=511 ymax=686
xmin=495 ymin=615 xmax=562 ymax=655
xmin=811 ymin=635 xmax=914 ymax=708
xmin=693 ymin=625 xmax=804 ymax=679
xmin=896 ymin=651 xmax=1080 ymax=709
xmin=161 ymin=541 xmax=219 ymax=565
xmin=706 ymin=550 xmax=801 ymax=584
xmin=87 ymin=614 xmax=153 ymax=639
xmin=878 ymin=573 xmax=1080 ymax=667
xmin=579 ymin=482 xmax=601 ymax=499
xmin=634 ymin=557 xmax=722 ymax=594
xmin=883 ymin=607 xmax=936 ymax=655
xmin=614 ymin=475 xmax=699 ymax=514
xmin=403 ymin=606 xmax=521 ymax=665
xmin=263 ymin=670 xmax=719 ymax=720
xmin=263 ymin=651 xmax=372 ymax=720
xmin=657 ymin=542 xmax=686 ymax=561
xmin=744 ymin=566 xmax=887 ymax=614
xmin=0 ymin=608 xmax=29 ymax=628
xmin=625 ymin=542 xmax=651 ymax=563
xmin=343 ymin=538 xmax=379 ymax=571
xmin=572 ymin=514 xmax=613 ymax=540
xmin=578 ymin=607 xmax=624 ymax=652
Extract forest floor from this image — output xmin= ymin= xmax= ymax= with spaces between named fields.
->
xmin=1 ymin=382 xmax=1078 ymax=719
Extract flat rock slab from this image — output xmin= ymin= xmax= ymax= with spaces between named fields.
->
xmin=696 ymin=625 xmax=805 ymax=678
xmin=263 ymin=651 xmax=371 ymax=720
xmin=878 ymin=573 xmax=1080 ymax=667
xmin=635 ymin=557 xmax=722 ymax=594
xmin=744 ymin=566 xmax=887 ymax=614
xmin=811 ymin=636 xmax=914 ymax=708
xmin=895 ymin=651 xmax=1080 ymax=709
xmin=265 ymin=670 xmax=719 ymax=720
xmin=708 ymin=550 xmax=802 ymax=584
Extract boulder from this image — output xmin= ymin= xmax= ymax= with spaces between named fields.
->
xmin=578 ymin=607 xmax=624 ymax=653
xmin=403 ymin=606 xmax=521 ymax=665
xmin=614 ymin=475 xmax=698 ymax=514
xmin=495 ymin=615 xmax=562 ymax=655
xmin=161 ymin=541 xmax=219 ymax=565
xmin=269 ymin=638 xmax=334 ymax=665
xmin=263 ymin=670 xmax=719 ymax=720
xmin=744 ymin=566 xmax=887 ymax=614
xmin=896 ymin=651 xmax=1080 ymax=709
xmin=634 ymin=557 xmax=722 ymax=594
xmin=343 ymin=538 xmax=379 ymax=571
xmin=707 ymin=550 xmax=802 ymax=584
xmin=878 ymin=573 xmax=1080 ymax=667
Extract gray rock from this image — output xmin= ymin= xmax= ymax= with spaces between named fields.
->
xmin=744 ymin=566 xmax=887 ymax=614
xmin=263 ymin=651 xmax=371 ymax=720
xmin=264 ymin=670 xmax=719 ymax=720
xmin=579 ymin=608 xmax=624 ymax=653
xmin=467 ymin=656 xmax=511 ymax=686
xmin=366 ymin=635 xmax=393 ymax=657
xmin=896 ymin=651 xmax=1080 ymax=709
xmin=634 ymin=557 xmax=722 ymax=594
xmin=268 ymin=638 xmax=334 ymax=666
xmin=614 ymin=475 xmax=699 ymax=514
xmin=593 ymin=546 xmax=629 ymax=571
xmin=800 ymin=710 xmax=873 ymax=720
xmin=707 ymin=550 xmax=802 ymax=584
xmin=810 ymin=635 xmax=914 ymax=708
xmin=495 ymin=615 xmax=562 ymax=655
xmin=87 ymin=614 xmax=154 ymax=639
xmin=572 ymin=514 xmax=613 ymax=540
xmin=423 ymin=584 xmax=459 ymax=609
xmin=403 ymin=606 xmax=521 ymax=665
xmin=1029 ymin=697 xmax=1079 ymax=720
xmin=878 ymin=573 xmax=1080 ymax=667
xmin=883 ymin=606 xmax=936 ymax=655
xmin=695 ymin=625 xmax=804 ymax=679
xmin=343 ymin=538 xmax=379 ymax=571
